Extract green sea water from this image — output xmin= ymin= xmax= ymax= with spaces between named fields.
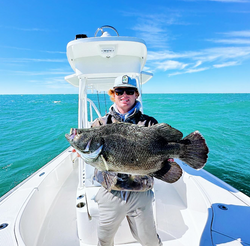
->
xmin=0 ymin=94 xmax=250 ymax=197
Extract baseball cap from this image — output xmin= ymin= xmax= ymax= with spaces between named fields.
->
xmin=113 ymin=75 xmax=137 ymax=89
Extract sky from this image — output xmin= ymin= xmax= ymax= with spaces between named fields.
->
xmin=0 ymin=0 xmax=250 ymax=94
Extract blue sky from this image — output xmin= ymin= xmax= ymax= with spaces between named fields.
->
xmin=1 ymin=0 xmax=250 ymax=94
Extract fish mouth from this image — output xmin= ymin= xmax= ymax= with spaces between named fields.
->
xmin=65 ymin=128 xmax=77 ymax=142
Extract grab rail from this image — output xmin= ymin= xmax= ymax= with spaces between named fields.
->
xmin=86 ymin=98 xmax=102 ymax=125
xmin=94 ymin=25 xmax=119 ymax=37
xmin=78 ymin=98 xmax=102 ymax=189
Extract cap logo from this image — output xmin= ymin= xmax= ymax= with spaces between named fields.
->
xmin=122 ymin=75 xmax=129 ymax=84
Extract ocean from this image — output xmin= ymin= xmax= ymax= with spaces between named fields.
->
xmin=0 ymin=94 xmax=250 ymax=198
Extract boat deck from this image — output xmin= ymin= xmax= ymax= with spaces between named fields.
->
xmin=34 ymin=163 xmax=177 ymax=246
xmin=36 ymin=166 xmax=79 ymax=246
xmin=1 ymin=150 xmax=250 ymax=246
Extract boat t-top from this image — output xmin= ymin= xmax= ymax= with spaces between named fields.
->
xmin=1 ymin=25 xmax=250 ymax=246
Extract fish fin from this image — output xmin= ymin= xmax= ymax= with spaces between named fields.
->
xmin=153 ymin=123 xmax=183 ymax=141
xmin=180 ymin=131 xmax=209 ymax=169
xmin=83 ymin=139 xmax=92 ymax=152
xmin=101 ymin=171 xmax=117 ymax=192
xmin=79 ymin=145 xmax=103 ymax=163
xmin=100 ymin=154 xmax=109 ymax=171
xmin=151 ymin=161 xmax=183 ymax=183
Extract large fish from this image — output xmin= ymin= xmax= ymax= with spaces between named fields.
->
xmin=65 ymin=123 xmax=209 ymax=184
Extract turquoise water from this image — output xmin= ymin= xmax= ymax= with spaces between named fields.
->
xmin=1 ymin=94 xmax=250 ymax=197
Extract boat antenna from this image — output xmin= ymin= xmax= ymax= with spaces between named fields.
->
xmin=104 ymin=91 xmax=108 ymax=114
xmin=96 ymin=90 xmax=101 ymax=115
xmin=94 ymin=25 xmax=119 ymax=37
xmin=140 ymin=73 xmax=143 ymax=96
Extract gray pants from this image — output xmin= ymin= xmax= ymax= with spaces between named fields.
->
xmin=95 ymin=187 xmax=162 ymax=246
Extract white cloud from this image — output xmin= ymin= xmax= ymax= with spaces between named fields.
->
xmin=148 ymin=51 xmax=183 ymax=60
xmin=0 ymin=45 xmax=32 ymax=51
xmin=129 ymin=10 xmax=188 ymax=49
xmin=148 ymin=46 xmax=250 ymax=64
xmin=202 ymin=46 xmax=250 ymax=60
xmin=0 ymin=58 xmax=67 ymax=63
xmin=43 ymin=77 xmax=73 ymax=89
xmin=155 ymin=60 xmax=188 ymax=71
xmin=208 ymin=30 xmax=250 ymax=46
xmin=169 ymin=67 xmax=209 ymax=76
xmin=0 ymin=45 xmax=65 ymax=54
xmin=40 ymin=50 xmax=66 ymax=54
xmin=24 ymin=58 xmax=66 ymax=63
xmin=222 ymin=30 xmax=250 ymax=37
xmin=147 ymin=50 xmax=201 ymax=61
xmin=1 ymin=25 xmax=52 ymax=32
xmin=193 ymin=61 xmax=202 ymax=68
xmin=13 ymin=70 xmax=70 ymax=76
xmin=208 ymin=38 xmax=250 ymax=45
xmin=146 ymin=46 xmax=250 ymax=76
xmin=213 ymin=61 xmax=239 ymax=68
xmin=132 ymin=23 xmax=169 ymax=48
xmin=143 ymin=66 xmax=153 ymax=73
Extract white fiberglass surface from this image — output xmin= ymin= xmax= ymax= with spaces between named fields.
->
xmin=36 ymin=167 xmax=79 ymax=246
xmin=14 ymin=155 xmax=250 ymax=246
xmin=35 ymin=167 xmax=207 ymax=245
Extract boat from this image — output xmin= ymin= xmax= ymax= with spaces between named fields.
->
xmin=1 ymin=25 xmax=250 ymax=246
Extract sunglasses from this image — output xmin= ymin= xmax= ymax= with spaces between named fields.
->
xmin=114 ymin=88 xmax=136 ymax=96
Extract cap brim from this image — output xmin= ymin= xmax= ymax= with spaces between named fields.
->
xmin=113 ymin=84 xmax=137 ymax=89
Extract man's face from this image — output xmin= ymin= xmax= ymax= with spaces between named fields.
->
xmin=114 ymin=87 xmax=138 ymax=114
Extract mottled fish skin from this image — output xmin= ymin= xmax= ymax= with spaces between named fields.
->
xmin=65 ymin=123 xmax=209 ymax=184
xmin=94 ymin=169 xmax=154 ymax=192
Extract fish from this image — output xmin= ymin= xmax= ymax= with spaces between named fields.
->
xmin=65 ymin=123 xmax=209 ymax=185
xmin=94 ymin=169 xmax=155 ymax=191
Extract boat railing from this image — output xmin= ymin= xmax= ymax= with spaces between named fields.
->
xmin=87 ymin=98 xmax=102 ymax=125
xmin=77 ymin=98 xmax=102 ymax=188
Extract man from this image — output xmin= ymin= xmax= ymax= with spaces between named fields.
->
xmin=92 ymin=75 xmax=162 ymax=246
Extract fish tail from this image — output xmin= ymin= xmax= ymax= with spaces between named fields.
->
xmin=151 ymin=161 xmax=182 ymax=183
xmin=179 ymin=131 xmax=209 ymax=169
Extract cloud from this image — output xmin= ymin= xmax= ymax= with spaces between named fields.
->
xmin=193 ymin=61 xmax=203 ymax=68
xmin=0 ymin=45 xmax=65 ymax=54
xmin=146 ymin=46 xmax=250 ymax=76
xmin=0 ymin=58 xmax=67 ymax=63
xmin=208 ymin=38 xmax=250 ymax=45
xmin=146 ymin=28 xmax=250 ymax=77
xmin=169 ymin=67 xmax=209 ymax=76
xmin=0 ymin=67 xmax=71 ymax=76
xmin=202 ymin=46 xmax=250 ymax=60
xmin=134 ymin=27 xmax=169 ymax=48
xmin=222 ymin=30 xmax=250 ymax=37
xmin=213 ymin=61 xmax=240 ymax=68
xmin=208 ymin=30 xmax=250 ymax=46
xmin=15 ymin=27 xmax=50 ymax=32
xmin=148 ymin=51 xmax=183 ymax=60
xmin=12 ymin=70 xmax=70 ymax=76
xmin=43 ymin=77 xmax=74 ymax=89
xmin=155 ymin=60 xmax=188 ymax=71
xmin=128 ymin=10 xmax=188 ymax=49
xmin=27 ymin=75 xmax=75 ymax=90
xmin=1 ymin=25 xmax=52 ymax=32
xmin=41 ymin=50 xmax=66 ymax=54
xmin=0 ymin=45 xmax=32 ymax=51
xmin=131 ymin=21 xmax=169 ymax=49
xmin=147 ymin=50 xmax=200 ymax=61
